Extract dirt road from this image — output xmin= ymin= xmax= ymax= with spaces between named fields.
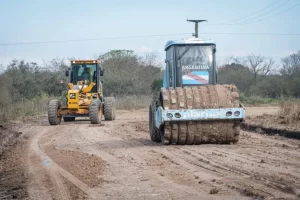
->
xmin=245 ymin=106 xmax=280 ymax=117
xmin=1 ymin=107 xmax=300 ymax=200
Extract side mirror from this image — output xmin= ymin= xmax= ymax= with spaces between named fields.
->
xmin=213 ymin=47 xmax=217 ymax=53
xmin=65 ymin=70 xmax=69 ymax=77
xmin=100 ymin=69 xmax=104 ymax=76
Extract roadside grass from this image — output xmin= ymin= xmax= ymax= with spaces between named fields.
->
xmin=0 ymin=96 xmax=54 ymax=124
xmin=115 ymin=95 xmax=151 ymax=110
xmin=239 ymin=93 xmax=298 ymax=106
xmin=2 ymin=93 xmax=298 ymax=124
xmin=0 ymin=94 xmax=151 ymax=124
xmin=279 ymin=101 xmax=300 ymax=125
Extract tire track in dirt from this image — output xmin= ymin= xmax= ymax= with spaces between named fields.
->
xmin=22 ymin=109 xmax=300 ymax=200
xmin=104 ymin=117 xmax=300 ymax=199
xmin=28 ymin=129 xmax=98 ymax=200
xmin=89 ymin=121 xmax=250 ymax=199
xmin=39 ymin=123 xmax=174 ymax=199
xmin=57 ymin=121 xmax=232 ymax=199
xmin=168 ymin=147 xmax=291 ymax=198
xmin=163 ymin=136 xmax=300 ymax=198
xmin=170 ymin=137 xmax=300 ymax=198
xmin=156 ymin=148 xmax=274 ymax=198
xmin=49 ymin=170 xmax=71 ymax=200
xmin=93 ymin=140 xmax=206 ymax=199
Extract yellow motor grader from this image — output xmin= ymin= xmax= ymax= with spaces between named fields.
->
xmin=48 ymin=60 xmax=116 ymax=125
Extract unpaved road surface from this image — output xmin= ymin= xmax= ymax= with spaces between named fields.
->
xmin=1 ymin=107 xmax=300 ymax=200
xmin=245 ymin=106 xmax=280 ymax=117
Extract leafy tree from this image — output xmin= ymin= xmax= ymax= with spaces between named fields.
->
xmin=218 ymin=63 xmax=254 ymax=93
xmin=280 ymin=51 xmax=300 ymax=77
xmin=247 ymin=54 xmax=274 ymax=79
xmin=249 ymin=76 xmax=287 ymax=98
xmin=99 ymin=50 xmax=161 ymax=96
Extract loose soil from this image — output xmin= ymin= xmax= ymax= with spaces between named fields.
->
xmin=1 ymin=107 xmax=300 ymax=200
xmin=244 ymin=107 xmax=300 ymax=139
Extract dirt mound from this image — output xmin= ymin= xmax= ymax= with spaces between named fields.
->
xmin=44 ymin=146 xmax=106 ymax=187
xmin=0 ymin=139 xmax=28 ymax=199
xmin=1 ymin=108 xmax=300 ymax=199
xmin=244 ymin=113 xmax=300 ymax=139
xmin=279 ymin=102 xmax=300 ymax=125
xmin=0 ymin=125 xmax=22 ymax=155
xmin=246 ymin=113 xmax=300 ymax=132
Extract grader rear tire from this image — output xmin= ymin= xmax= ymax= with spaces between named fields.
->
xmin=48 ymin=99 xmax=62 ymax=125
xmin=89 ymin=99 xmax=102 ymax=124
xmin=104 ymin=97 xmax=116 ymax=121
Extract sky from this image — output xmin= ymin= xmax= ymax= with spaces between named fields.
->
xmin=0 ymin=0 xmax=299 ymax=67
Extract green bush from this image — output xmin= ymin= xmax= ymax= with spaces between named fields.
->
xmin=1 ymin=50 xmax=300 ymax=122
xmin=248 ymin=76 xmax=288 ymax=98
xmin=100 ymin=50 xmax=162 ymax=96
xmin=0 ymin=51 xmax=162 ymax=122
xmin=115 ymin=95 xmax=151 ymax=110
xmin=239 ymin=93 xmax=282 ymax=105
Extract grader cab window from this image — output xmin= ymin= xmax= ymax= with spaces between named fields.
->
xmin=71 ymin=64 xmax=97 ymax=85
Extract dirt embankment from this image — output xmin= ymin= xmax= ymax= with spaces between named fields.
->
xmin=244 ymin=107 xmax=300 ymax=139
xmin=0 ymin=124 xmax=28 ymax=199
xmin=0 ymin=124 xmax=22 ymax=155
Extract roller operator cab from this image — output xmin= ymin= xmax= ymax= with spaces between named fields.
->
xmin=149 ymin=38 xmax=245 ymax=145
xmin=47 ymin=60 xmax=116 ymax=125
xmin=163 ymin=38 xmax=217 ymax=88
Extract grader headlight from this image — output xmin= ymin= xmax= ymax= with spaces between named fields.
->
xmin=70 ymin=93 xmax=76 ymax=99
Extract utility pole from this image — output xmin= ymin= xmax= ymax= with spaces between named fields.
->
xmin=187 ymin=19 xmax=207 ymax=38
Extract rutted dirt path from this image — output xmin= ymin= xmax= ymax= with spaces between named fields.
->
xmin=1 ymin=107 xmax=300 ymax=199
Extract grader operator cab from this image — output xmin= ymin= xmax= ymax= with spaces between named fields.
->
xmin=48 ymin=60 xmax=116 ymax=125
xmin=149 ymin=20 xmax=245 ymax=145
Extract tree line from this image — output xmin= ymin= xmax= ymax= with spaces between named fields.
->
xmin=218 ymin=51 xmax=300 ymax=98
xmin=0 ymin=50 xmax=162 ymax=121
xmin=0 ymin=49 xmax=299 ymax=121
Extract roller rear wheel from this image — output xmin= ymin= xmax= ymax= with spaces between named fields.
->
xmin=149 ymin=101 xmax=161 ymax=143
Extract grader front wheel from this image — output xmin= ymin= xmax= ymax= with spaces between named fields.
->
xmin=48 ymin=99 xmax=62 ymax=125
xmin=104 ymin=97 xmax=116 ymax=121
xmin=89 ymin=99 xmax=102 ymax=124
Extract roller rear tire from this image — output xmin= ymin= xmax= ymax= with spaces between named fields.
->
xmin=149 ymin=101 xmax=161 ymax=143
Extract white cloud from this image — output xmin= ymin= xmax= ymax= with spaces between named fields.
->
xmin=139 ymin=46 xmax=153 ymax=53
